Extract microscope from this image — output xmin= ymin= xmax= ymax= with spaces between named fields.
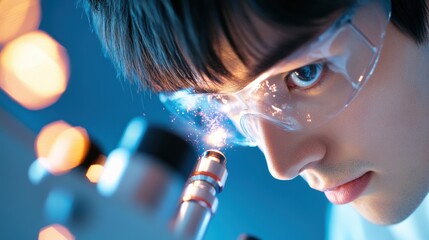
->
xmin=33 ymin=117 xmax=229 ymax=240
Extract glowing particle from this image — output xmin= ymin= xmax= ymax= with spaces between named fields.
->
xmin=306 ymin=113 xmax=312 ymax=123
xmin=271 ymin=105 xmax=282 ymax=116
xmin=205 ymin=127 xmax=228 ymax=148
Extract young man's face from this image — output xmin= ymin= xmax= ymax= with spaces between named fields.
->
xmin=210 ymin=16 xmax=429 ymax=224
xmin=255 ymin=22 xmax=429 ymax=225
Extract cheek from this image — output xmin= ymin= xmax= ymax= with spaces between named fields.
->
xmin=329 ymin=40 xmax=429 ymax=224
xmin=336 ymin=24 xmax=429 ymax=169
xmin=369 ymin=65 xmax=428 ymax=163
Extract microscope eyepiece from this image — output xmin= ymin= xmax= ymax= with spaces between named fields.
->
xmin=172 ymin=149 xmax=228 ymax=240
xmin=202 ymin=150 xmax=226 ymax=164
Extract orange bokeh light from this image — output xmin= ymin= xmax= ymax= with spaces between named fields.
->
xmin=0 ymin=0 xmax=41 ymax=44
xmin=38 ymin=224 xmax=75 ymax=240
xmin=36 ymin=122 xmax=90 ymax=175
xmin=0 ymin=30 xmax=69 ymax=110
xmin=35 ymin=121 xmax=72 ymax=159
xmin=86 ymin=164 xmax=105 ymax=183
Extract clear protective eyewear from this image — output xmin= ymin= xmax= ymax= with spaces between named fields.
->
xmin=160 ymin=0 xmax=391 ymax=147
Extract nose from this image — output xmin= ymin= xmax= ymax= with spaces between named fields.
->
xmin=256 ymin=120 xmax=327 ymax=180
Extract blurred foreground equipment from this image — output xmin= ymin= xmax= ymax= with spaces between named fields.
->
xmin=0 ymin=111 xmax=228 ymax=239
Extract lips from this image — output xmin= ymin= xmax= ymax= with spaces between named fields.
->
xmin=323 ymin=172 xmax=372 ymax=204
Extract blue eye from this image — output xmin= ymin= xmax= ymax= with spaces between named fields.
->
xmin=285 ymin=63 xmax=325 ymax=89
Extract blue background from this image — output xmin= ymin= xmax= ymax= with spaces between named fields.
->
xmin=0 ymin=0 xmax=328 ymax=239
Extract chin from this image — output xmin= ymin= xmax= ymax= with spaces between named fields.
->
xmin=351 ymin=193 xmax=426 ymax=225
xmin=357 ymin=208 xmax=410 ymax=225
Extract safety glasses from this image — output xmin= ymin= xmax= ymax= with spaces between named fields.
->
xmin=160 ymin=0 xmax=391 ymax=147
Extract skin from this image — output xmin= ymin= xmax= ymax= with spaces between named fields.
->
xmin=261 ymin=23 xmax=429 ymax=225
xmin=215 ymin=17 xmax=429 ymax=225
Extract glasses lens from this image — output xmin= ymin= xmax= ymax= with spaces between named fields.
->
xmin=236 ymin=21 xmax=379 ymax=142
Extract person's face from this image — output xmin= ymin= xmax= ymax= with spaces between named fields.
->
xmin=216 ymin=18 xmax=429 ymax=224
xmin=257 ymin=22 xmax=429 ymax=224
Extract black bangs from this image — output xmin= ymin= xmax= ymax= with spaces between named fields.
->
xmin=82 ymin=0 xmax=355 ymax=92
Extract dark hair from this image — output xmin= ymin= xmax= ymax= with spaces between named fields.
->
xmin=81 ymin=0 xmax=428 ymax=92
